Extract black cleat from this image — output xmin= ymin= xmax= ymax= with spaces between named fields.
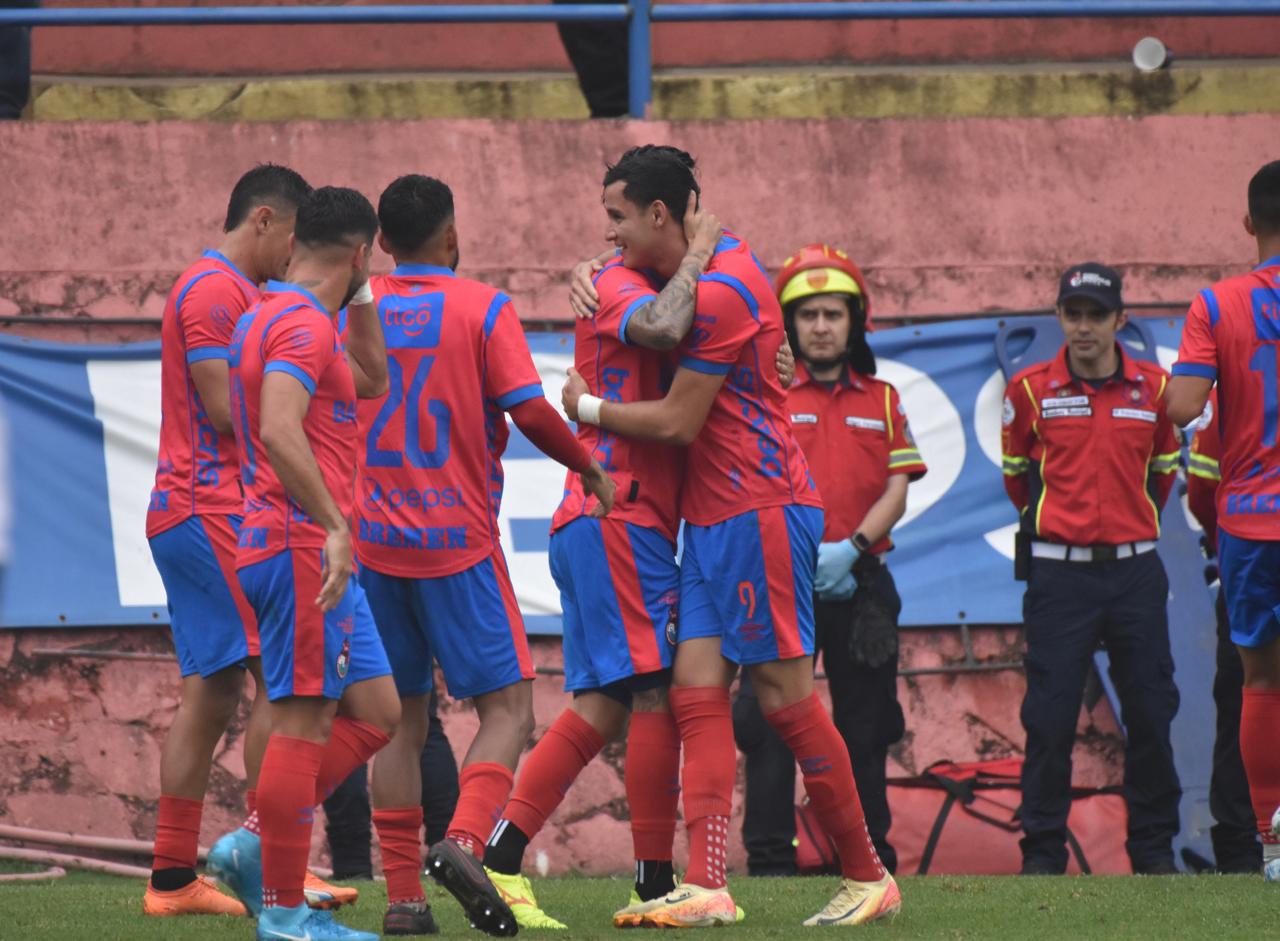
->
xmin=425 ymin=839 xmax=517 ymax=937
xmin=384 ymin=901 xmax=440 ymax=936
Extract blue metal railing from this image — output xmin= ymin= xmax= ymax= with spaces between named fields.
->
xmin=4 ymin=1 xmax=1280 ymax=117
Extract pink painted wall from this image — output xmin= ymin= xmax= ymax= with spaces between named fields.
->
xmin=31 ymin=1 xmax=1277 ymax=76
xmin=0 ymin=627 xmax=1121 ymax=876
xmin=0 ymin=115 xmax=1265 ymax=327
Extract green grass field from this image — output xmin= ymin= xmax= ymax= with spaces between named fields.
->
xmin=0 ymin=868 xmax=1271 ymax=940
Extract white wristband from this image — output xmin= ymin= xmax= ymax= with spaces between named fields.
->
xmin=577 ymin=393 xmax=604 ymax=426
xmin=350 ymin=281 xmax=374 ymax=306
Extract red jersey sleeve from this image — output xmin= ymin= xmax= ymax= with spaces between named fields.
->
xmin=679 ymin=278 xmax=759 ymax=375
xmin=1000 ymin=373 xmax=1038 ymax=512
xmin=593 ymin=263 xmax=658 ymax=346
xmin=261 ymin=309 xmax=335 ymax=396
xmin=1172 ymin=291 xmax=1219 ymax=381
xmin=886 ymin=385 xmax=927 ymax=480
xmin=181 ymin=273 xmax=241 ymax=364
xmin=482 ymin=295 xmax=545 ymax=410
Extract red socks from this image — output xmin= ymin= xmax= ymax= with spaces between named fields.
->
xmin=448 ymin=762 xmax=516 ymax=857
xmin=1240 ymin=687 xmax=1280 ymax=844
xmin=670 ymin=686 xmax=735 ymax=889
xmin=152 ymin=795 xmax=202 ymax=872
xmin=259 ymin=720 xmax=391 ymax=909
xmin=503 ymin=710 xmax=605 ymax=839
xmin=626 ymin=710 xmax=681 ymax=861
xmin=314 ymin=717 xmax=390 ymax=804
xmin=259 ymin=736 xmax=325 ymax=909
xmin=765 ymin=693 xmax=885 ymax=882
xmin=243 ymin=788 xmax=261 ymax=836
xmin=374 ymin=806 xmax=426 ymax=903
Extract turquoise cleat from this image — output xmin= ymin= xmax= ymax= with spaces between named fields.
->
xmin=257 ymin=903 xmax=379 ymax=941
xmin=207 ymin=827 xmax=264 ymax=918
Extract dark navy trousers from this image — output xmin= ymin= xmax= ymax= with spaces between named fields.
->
xmin=1019 ymin=550 xmax=1181 ymax=873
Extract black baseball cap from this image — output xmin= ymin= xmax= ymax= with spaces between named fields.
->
xmin=1057 ymin=262 xmax=1123 ymax=311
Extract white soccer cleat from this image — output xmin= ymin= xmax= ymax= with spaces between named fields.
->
xmin=803 ymin=874 xmax=901 ymax=927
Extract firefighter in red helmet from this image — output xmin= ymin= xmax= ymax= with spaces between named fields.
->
xmin=733 ymin=244 xmax=926 ymax=876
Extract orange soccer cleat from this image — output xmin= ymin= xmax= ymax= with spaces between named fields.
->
xmin=304 ymin=870 xmax=360 ymax=910
xmin=143 ymin=875 xmax=249 ymax=917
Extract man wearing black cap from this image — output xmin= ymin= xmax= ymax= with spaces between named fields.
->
xmin=1001 ymin=263 xmax=1183 ymax=875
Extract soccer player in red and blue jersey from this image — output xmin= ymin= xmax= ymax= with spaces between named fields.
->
xmin=208 ymin=187 xmax=402 ymax=941
xmin=562 ymin=146 xmax=898 ymax=927
xmin=145 ymin=165 xmax=311 ymax=918
xmin=350 ymin=175 xmax=614 ymax=938
xmin=1168 ymin=160 xmax=1280 ymax=880
xmin=479 ymin=198 xmax=725 ymax=930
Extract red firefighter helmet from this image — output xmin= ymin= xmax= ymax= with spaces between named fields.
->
xmin=775 ymin=243 xmax=872 ymax=330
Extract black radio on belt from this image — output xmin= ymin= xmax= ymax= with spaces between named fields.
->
xmin=1014 ymin=530 xmax=1031 ymax=581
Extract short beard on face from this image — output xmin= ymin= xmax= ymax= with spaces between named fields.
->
xmin=802 ymin=351 xmax=846 ymax=373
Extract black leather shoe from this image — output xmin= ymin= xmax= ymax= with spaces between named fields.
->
xmin=425 ymin=839 xmax=516 ymax=937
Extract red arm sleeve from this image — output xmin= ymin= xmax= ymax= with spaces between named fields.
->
xmin=509 ymin=397 xmax=593 ymax=473
xmin=1000 ymin=376 xmax=1037 ymax=512
xmin=1186 ymin=397 xmax=1221 ymax=552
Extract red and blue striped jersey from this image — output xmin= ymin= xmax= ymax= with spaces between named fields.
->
xmin=229 ymin=281 xmax=357 ymax=567
xmin=1175 ymin=256 xmax=1280 ymax=541
xmin=147 ymin=250 xmax=258 ymax=537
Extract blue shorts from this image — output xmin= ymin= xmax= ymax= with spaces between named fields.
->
xmin=237 ymin=549 xmax=391 ymax=701
xmin=1218 ymin=530 xmax=1280 ymax=649
xmin=149 ymin=514 xmax=258 ymax=678
xmin=551 ymin=517 xmax=678 ymax=694
xmin=679 ymin=504 xmax=822 ymax=665
xmin=358 ymin=550 xmax=534 ymax=701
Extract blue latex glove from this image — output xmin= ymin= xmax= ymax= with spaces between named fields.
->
xmin=818 ymin=570 xmax=856 ymax=602
xmin=814 ymin=539 xmax=858 ymax=594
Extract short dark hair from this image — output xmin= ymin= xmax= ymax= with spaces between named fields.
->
xmin=602 ymin=145 xmax=700 ymax=224
xmin=1248 ymin=160 xmax=1280 ymax=236
xmin=377 ymin=175 xmax=455 ymax=256
xmin=294 ymin=186 xmax=379 ymax=250
xmin=223 ymin=164 xmax=312 ymax=232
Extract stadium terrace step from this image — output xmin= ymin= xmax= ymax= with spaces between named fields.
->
xmin=29 ymin=59 xmax=1280 ymax=123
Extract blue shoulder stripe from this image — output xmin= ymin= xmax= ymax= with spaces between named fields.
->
xmin=699 ymin=272 xmax=759 ymax=322
xmin=174 ymin=269 xmax=223 ymax=320
xmin=1199 ymin=287 xmax=1221 ymax=329
xmin=484 ymin=292 xmax=512 ymax=338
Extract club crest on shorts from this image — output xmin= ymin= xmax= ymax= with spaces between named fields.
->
xmin=336 ymin=637 xmax=351 ymax=679
xmin=661 ymin=590 xmax=680 ymax=647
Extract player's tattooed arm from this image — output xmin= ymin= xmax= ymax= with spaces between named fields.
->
xmin=624 ymin=194 xmax=722 ymax=352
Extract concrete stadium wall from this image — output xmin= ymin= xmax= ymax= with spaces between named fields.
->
xmin=0 ymin=115 xmax=1268 ymax=326
xmin=0 ymin=627 xmax=1122 ymax=875
xmin=31 ymin=2 xmax=1278 ymax=76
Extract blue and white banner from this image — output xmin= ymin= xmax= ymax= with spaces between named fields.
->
xmin=0 ymin=318 xmax=1195 ymax=631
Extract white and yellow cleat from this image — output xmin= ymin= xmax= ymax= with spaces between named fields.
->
xmin=803 ymin=874 xmax=901 ymax=927
xmin=484 ymin=867 xmax=568 ymax=930
xmin=638 ymin=883 xmax=738 ymax=929
xmin=616 ymin=889 xmax=746 ymax=928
